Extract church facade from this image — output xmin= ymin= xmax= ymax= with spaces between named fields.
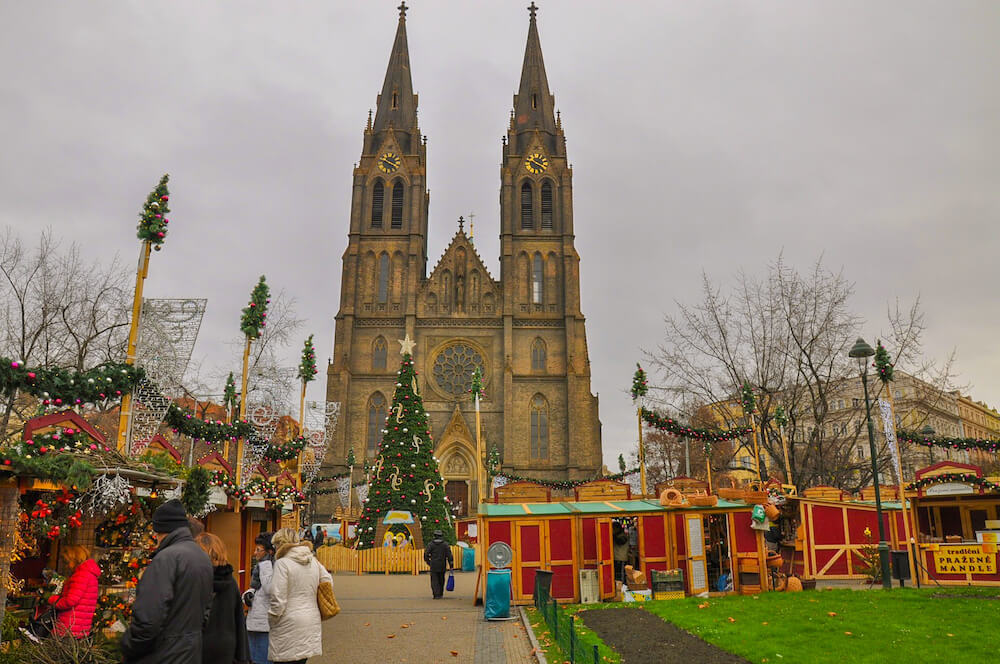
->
xmin=323 ymin=5 xmax=603 ymax=516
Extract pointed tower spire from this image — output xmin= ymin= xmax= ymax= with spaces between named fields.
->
xmin=513 ymin=2 xmax=557 ymax=137
xmin=373 ymin=2 xmax=418 ymax=148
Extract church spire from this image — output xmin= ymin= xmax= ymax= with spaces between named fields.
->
xmin=512 ymin=2 xmax=556 ymax=137
xmin=373 ymin=2 xmax=418 ymax=143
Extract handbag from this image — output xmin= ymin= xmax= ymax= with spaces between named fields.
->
xmin=445 ymin=571 xmax=455 ymax=592
xmin=28 ymin=607 xmax=58 ymax=639
xmin=317 ymin=580 xmax=339 ymax=620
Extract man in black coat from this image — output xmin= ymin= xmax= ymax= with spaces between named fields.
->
xmin=121 ymin=499 xmax=214 ymax=664
xmin=423 ymin=530 xmax=454 ymax=599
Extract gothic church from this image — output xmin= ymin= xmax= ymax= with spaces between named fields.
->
xmin=324 ymin=4 xmax=603 ymax=516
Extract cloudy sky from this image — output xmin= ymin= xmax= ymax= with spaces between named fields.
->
xmin=2 ymin=1 xmax=998 ymax=467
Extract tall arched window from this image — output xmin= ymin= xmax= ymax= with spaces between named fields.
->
xmin=372 ymin=336 xmax=387 ymax=370
xmin=520 ymin=182 xmax=533 ymax=230
xmin=371 ymin=180 xmax=384 ymax=227
xmin=391 ymin=180 xmax=404 ymax=228
xmin=367 ymin=392 xmax=387 ymax=457
xmin=530 ymin=395 xmax=549 ymax=459
xmin=541 ymin=181 xmax=553 ymax=230
xmin=531 ymin=338 xmax=547 ymax=371
xmin=376 ymin=253 xmax=389 ymax=303
xmin=532 ymin=253 xmax=544 ymax=304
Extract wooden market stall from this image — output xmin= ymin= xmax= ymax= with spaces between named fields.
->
xmin=788 ymin=494 xmax=906 ymax=581
xmin=905 ymin=461 xmax=1000 ymax=587
xmin=477 ymin=492 xmax=769 ymax=604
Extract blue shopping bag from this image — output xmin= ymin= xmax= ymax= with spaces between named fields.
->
xmin=445 ymin=571 xmax=455 ymax=592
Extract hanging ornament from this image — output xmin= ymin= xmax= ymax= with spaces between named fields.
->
xmin=423 ymin=479 xmax=435 ymax=503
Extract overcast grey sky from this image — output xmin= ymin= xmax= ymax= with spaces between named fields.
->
xmin=2 ymin=1 xmax=998 ymax=468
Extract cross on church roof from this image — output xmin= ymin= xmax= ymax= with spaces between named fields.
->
xmin=398 ymin=1 xmax=407 ymax=19
xmin=528 ymin=2 xmax=538 ymax=19
xmin=457 ymin=216 xmax=465 ymax=233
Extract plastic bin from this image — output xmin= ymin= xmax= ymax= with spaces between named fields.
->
xmin=533 ymin=569 xmax=554 ymax=603
xmin=484 ymin=569 xmax=512 ymax=620
xmin=462 ymin=546 xmax=476 ymax=572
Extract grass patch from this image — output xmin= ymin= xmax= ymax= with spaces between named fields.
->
xmin=525 ymin=606 xmax=621 ymax=663
xmin=626 ymin=587 xmax=1000 ymax=663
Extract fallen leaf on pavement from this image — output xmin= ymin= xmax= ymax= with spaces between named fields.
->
xmin=387 ymin=634 xmax=396 ymax=639
xmin=530 ymin=649 xmax=538 ymax=656
xmin=450 ymin=651 xmax=459 ymax=657
xmin=441 ymin=616 xmax=448 ymax=620
xmin=364 ymin=622 xmax=370 ymax=627
xmin=401 ymin=624 xmax=409 ymax=628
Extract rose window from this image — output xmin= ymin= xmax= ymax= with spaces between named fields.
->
xmin=432 ymin=343 xmax=485 ymax=397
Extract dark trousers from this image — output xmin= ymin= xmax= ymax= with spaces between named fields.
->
xmin=430 ymin=570 xmax=446 ymax=598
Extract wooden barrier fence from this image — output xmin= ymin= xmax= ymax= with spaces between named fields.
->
xmin=315 ymin=544 xmax=464 ymax=575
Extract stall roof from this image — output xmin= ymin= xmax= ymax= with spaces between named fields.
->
xmin=478 ymin=498 xmax=755 ymax=517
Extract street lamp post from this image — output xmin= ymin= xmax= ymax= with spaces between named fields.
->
xmin=921 ymin=424 xmax=936 ymax=464
xmin=849 ymin=337 xmax=893 ymax=590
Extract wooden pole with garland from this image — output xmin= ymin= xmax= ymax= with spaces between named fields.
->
xmin=471 ymin=367 xmax=485 ymax=505
xmin=774 ymin=405 xmax=793 ymax=485
xmin=223 ymin=372 xmax=237 ymax=424
xmin=875 ymin=340 xmax=916 ymax=583
xmin=356 ymin=336 xmax=455 ymax=548
xmin=296 ymin=334 xmax=318 ymax=494
xmin=741 ymin=382 xmax=763 ymax=483
xmin=631 ymin=364 xmax=649 ymax=496
xmin=117 ymin=175 xmax=170 ymax=454
xmin=235 ymin=276 xmax=269 ymax=484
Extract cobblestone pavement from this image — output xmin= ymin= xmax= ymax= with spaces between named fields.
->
xmin=316 ymin=571 xmax=535 ymax=664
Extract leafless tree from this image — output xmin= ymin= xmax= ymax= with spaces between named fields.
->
xmin=0 ymin=228 xmax=131 ymax=440
xmin=644 ymin=254 xmax=957 ymax=492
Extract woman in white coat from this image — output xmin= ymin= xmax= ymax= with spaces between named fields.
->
xmin=245 ymin=532 xmax=275 ymax=664
xmin=267 ymin=527 xmax=332 ymax=664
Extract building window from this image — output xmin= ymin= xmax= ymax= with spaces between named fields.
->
xmin=372 ymin=337 xmax=387 ymax=370
xmin=894 ymin=389 xmax=902 ymax=400
xmin=367 ymin=393 xmax=387 ymax=457
xmin=530 ymin=395 xmax=549 ymax=459
xmin=391 ymin=180 xmax=404 ymax=228
xmin=431 ymin=342 xmax=486 ymax=397
xmin=541 ymin=182 xmax=553 ymax=229
xmin=852 ymin=398 xmax=861 ymax=407
xmin=531 ymin=338 xmax=547 ymax=371
xmin=532 ymin=253 xmax=543 ymax=304
xmin=392 ymin=91 xmax=398 ymax=109
xmin=377 ymin=254 xmax=389 ymax=303
xmin=520 ymin=182 xmax=533 ymax=229
xmin=857 ymin=445 xmax=866 ymax=458
xmin=371 ymin=180 xmax=384 ymax=227
xmin=531 ymin=93 xmax=538 ymax=110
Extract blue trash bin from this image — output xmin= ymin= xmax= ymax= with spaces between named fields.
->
xmin=462 ymin=546 xmax=476 ymax=572
xmin=484 ymin=569 xmax=512 ymax=620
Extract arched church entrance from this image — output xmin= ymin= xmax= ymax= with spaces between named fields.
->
xmin=436 ymin=405 xmax=478 ymax=518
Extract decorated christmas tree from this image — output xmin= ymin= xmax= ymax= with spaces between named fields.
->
xmin=357 ymin=336 xmax=456 ymax=549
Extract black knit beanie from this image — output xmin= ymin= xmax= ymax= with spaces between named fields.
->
xmin=152 ymin=499 xmax=189 ymax=534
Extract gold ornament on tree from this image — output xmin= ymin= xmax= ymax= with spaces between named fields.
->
xmin=390 ymin=466 xmax=402 ymax=491
xmin=423 ymin=478 xmax=435 ymax=503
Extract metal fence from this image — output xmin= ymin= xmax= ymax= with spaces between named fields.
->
xmin=533 ymin=584 xmax=611 ymax=664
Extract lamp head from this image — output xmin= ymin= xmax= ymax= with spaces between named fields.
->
xmin=920 ymin=424 xmax=935 ymax=436
xmin=848 ymin=337 xmax=876 ymax=359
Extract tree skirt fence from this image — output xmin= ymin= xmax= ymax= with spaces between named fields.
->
xmin=316 ymin=545 xmax=463 ymax=575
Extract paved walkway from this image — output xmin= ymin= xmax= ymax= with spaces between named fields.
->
xmin=316 ymin=571 xmax=535 ymax=664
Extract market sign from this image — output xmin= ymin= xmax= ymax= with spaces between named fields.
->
xmin=933 ymin=546 xmax=996 ymax=574
xmin=925 ymin=482 xmax=974 ymax=496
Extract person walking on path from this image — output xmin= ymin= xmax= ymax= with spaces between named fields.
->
xmin=46 ymin=544 xmax=100 ymax=638
xmin=196 ymin=532 xmax=250 ymax=664
xmin=245 ymin=531 xmax=275 ymax=664
xmin=423 ymin=530 xmax=454 ymax=599
xmin=121 ymin=499 xmax=213 ymax=664
xmin=267 ymin=527 xmax=333 ymax=664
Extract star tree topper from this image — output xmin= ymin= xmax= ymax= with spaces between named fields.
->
xmin=398 ymin=334 xmax=416 ymax=356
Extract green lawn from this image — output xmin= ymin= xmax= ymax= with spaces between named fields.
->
xmin=525 ymin=606 xmax=621 ymax=664
xmin=579 ymin=587 xmax=1000 ymax=664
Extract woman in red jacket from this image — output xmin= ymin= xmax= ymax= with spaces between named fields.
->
xmin=48 ymin=544 xmax=101 ymax=638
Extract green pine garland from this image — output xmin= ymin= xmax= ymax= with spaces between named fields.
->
xmin=223 ymin=372 xmax=238 ymax=413
xmin=210 ymin=470 xmax=305 ymax=504
xmin=164 ymin=402 xmax=252 ymax=442
xmin=264 ymin=436 xmax=308 ymax=463
xmin=906 ymin=472 xmax=1000 ymax=493
xmin=641 ymin=407 xmax=752 ymax=442
xmin=357 ymin=353 xmax=456 ymax=548
xmin=495 ymin=468 xmax=640 ymax=490
xmin=181 ymin=466 xmax=211 ymax=516
xmin=470 ymin=367 xmax=484 ymax=400
xmin=740 ymin=382 xmax=756 ymax=414
xmin=298 ymin=335 xmax=318 ymax=383
xmin=773 ymin=405 xmax=788 ymax=428
xmin=240 ymin=276 xmax=270 ymax=339
xmin=135 ymin=174 xmax=170 ymax=250
xmin=346 ymin=448 xmax=356 ymax=467
xmin=0 ymin=358 xmax=144 ymax=406
xmin=897 ymin=430 xmax=1000 ymax=454
xmin=875 ymin=340 xmax=894 ymax=384
xmin=630 ymin=363 xmax=649 ymax=401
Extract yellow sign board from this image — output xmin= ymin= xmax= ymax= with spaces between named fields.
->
xmin=933 ymin=545 xmax=997 ymax=574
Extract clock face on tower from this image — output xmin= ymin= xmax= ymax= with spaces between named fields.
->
xmin=378 ymin=152 xmax=401 ymax=173
xmin=524 ymin=152 xmax=549 ymax=174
